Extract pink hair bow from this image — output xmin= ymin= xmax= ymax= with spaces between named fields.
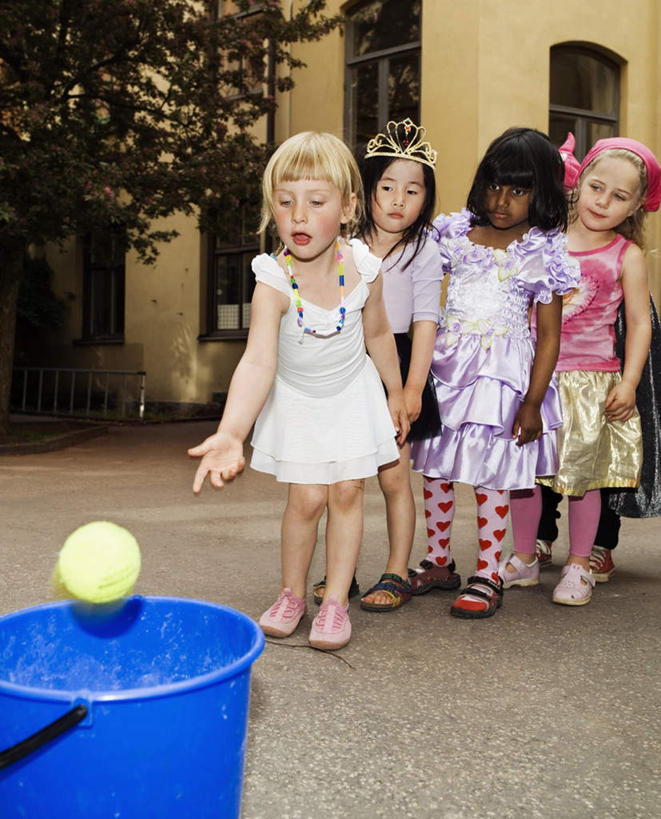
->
xmin=560 ymin=131 xmax=661 ymax=212
xmin=559 ymin=133 xmax=581 ymax=192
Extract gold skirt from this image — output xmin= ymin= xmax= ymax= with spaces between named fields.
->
xmin=539 ymin=370 xmax=642 ymax=496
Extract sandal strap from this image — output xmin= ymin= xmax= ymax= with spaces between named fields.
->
xmin=379 ymin=572 xmax=411 ymax=589
xmin=418 ymin=559 xmax=457 ymax=574
xmin=363 ymin=573 xmax=411 ymax=598
xmin=464 ymin=575 xmax=503 ymax=597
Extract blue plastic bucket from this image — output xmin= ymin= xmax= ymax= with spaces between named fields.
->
xmin=0 ymin=595 xmax=265 ymax=818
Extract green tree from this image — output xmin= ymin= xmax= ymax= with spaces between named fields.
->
xmin=0 ymin=0 xmax=340 ymax=434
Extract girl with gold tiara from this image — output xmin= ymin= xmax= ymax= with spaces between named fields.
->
xmin=311 ymin=119 xmax=442 ymax=612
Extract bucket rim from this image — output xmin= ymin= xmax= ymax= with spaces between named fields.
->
xmin=0 ymin=595 xmax=265 ymax=704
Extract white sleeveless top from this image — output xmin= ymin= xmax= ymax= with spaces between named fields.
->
xmin=250 ymin=238 xmax=399 ymax=484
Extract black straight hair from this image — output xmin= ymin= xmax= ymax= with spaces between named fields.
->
xmin=467 ymin=127 xmax=568 ymax=231
xmin=357 ymin=151 xmax=437 ymax=269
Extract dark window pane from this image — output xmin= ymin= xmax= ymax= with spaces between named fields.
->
xmin=83 ymin=231 xmax=125 ymax=340
xmin=208 ymin=199 xmax=258 ymax=334
xmin=388 ymin=53 xmax=420 ymax=123
xmin=550 ymin=49 xmax=617 ymax=114
xmin=214 ymin=251 xmax=255 ymax=331
xmin=586 ymin=120 xmax=616 ymax=146
xmin=351 ymin=0 xmax=420 ymax=57
xmin=549 ymin=114 xmax=577 ymax=148
xmin=350 ymin=61 xmax=379 ymax=146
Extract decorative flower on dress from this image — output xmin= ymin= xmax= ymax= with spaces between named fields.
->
xmin=443 ymin=314 xmax=509 ymax=348
xmin=496 ymin=255 xmax=519 ymax=282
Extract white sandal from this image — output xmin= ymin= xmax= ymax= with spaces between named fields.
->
xmin=552 ymin=563 xmax=595 ymax=606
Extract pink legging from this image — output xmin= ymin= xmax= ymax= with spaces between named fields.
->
xmin=510 ymin=485 xmax=601 ymax=558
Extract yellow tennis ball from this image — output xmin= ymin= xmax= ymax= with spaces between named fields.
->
xmin=56 ymin=521 xmax=141 ymax=603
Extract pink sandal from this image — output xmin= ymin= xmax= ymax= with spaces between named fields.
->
xmin=499 ymin=554 xmax=540 ymax=588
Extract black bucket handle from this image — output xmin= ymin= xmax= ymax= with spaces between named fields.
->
xmin=0 ymin=704 xmax=88 ymax=770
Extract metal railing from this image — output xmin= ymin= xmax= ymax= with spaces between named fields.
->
xmin=11 ymin=367 xmax=146 ymax=420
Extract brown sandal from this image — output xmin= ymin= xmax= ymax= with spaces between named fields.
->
xmin=409 ymin=559 xmax=461 ymax=595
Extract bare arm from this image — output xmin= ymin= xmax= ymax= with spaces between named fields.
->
xmin=606 ymin=244 xmax=651 ymax=421
xmin=188 ymin=283 xmax=287 ymax=491
xmin=512 ymin=293 xmax=562 ymax=446
xmin=404 ymin=320 xmax=437 ymax=422
xmin=362 ymin=273 xmax=409 ymax=444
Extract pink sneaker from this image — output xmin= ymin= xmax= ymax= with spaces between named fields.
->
xmin=499 ymin=554 xmax=540 ymax=588
xmin=309 ymin=595 xmax=351 ymax=650
xmin=552 ymin=563 xmax=595 ymax=606
xmin=589 ymin=545 xmax=615 ymax=582
xmin=259 ymin=588 xmax=306 ymax=637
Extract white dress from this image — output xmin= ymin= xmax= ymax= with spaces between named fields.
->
xmin=250 ymin=238 xmax=399 ymax=484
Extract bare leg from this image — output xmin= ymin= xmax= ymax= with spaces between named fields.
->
xmin=280 ymin=483 xmax=328 ymax=599
xmin=323 ymin=479 xmax=365 ymax=605
xmin=362 ymin=444 xmax=414 ymax=605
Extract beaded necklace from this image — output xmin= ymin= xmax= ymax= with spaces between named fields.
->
xmin=284 ymin=241 xmax=346 ymax=335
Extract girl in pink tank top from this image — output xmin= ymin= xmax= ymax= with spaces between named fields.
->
xmin=505 ymin=133 xmax=660 ymax=607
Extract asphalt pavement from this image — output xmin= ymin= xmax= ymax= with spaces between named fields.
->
xmin=1 ymin=421 xmax=660 ymax=818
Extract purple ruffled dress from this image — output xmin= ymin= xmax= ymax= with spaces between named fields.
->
xmin=411 ymin=209 xmax=581 ymax=490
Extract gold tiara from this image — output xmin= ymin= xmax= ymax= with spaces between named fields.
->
xmin=364 ymin=118 xmax=437 ymax=168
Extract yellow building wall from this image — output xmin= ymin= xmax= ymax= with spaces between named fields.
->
xmin=43 ymin=0 xmax=661 ymax=407
xmin=46 ymin=211 xmax=245 ymax=410
xmin=291 ymin=0 xmax=661 ymax=302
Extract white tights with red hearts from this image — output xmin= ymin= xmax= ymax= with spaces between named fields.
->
xmin=422 ymin=477 xmax=509 ymax=585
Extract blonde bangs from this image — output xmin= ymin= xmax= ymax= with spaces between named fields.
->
xmin=260 ymin=132 xmax=364 ymax=235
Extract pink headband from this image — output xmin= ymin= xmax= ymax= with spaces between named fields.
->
xmin=559 ymin=132 xmax=661 ymax=212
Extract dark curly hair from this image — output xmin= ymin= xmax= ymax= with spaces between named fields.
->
xmin=467 ymin=127 xmax=568 ymax=231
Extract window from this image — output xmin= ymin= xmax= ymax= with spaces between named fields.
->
xmin=206 ymin=207 xmax=259 ymax=337
xmin=82 ymin=231 xmax=125 ymax=341
xmin=549 ymin=45 xmax=620 ymax=159
xmin=216 ymin=0 xmax=267 ymax=100
xmin=203 ymin=0 xmax=269 ymax=338
xmin=345 ymin=0 xmax=421 ymax=149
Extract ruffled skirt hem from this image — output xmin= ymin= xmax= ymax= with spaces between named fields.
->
xmin=539 ymin=476 xmax=639 ymax=497
xmin=251 ymin=441 xmax=399 ymax=484
xmin=411 ymin=424 xmax=558 ymax=490
xmin=250 ymin=356 xmax=398 ymax=483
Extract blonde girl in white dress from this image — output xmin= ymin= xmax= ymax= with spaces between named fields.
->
xmin=189 ymin=132 xmax=408 ymax=650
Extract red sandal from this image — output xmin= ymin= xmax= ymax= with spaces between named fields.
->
xmin=450 ymin=575 xmax=503 ymax=619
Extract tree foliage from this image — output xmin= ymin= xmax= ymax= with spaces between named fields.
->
xmin=0 ymin=0 xmax=339 ymax=257
xmin=0 ymin=0 xmax=341 ymax=433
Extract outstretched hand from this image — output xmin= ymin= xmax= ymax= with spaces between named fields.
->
xmin=188 ymin=431 xmax=246 ymax=493
xmin=512 ymin=401 xmax=542 ymax=447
